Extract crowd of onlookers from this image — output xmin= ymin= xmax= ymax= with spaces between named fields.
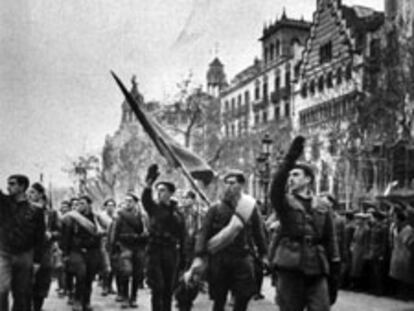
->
xmin=265 ymin=197 xmax=414 ymax=301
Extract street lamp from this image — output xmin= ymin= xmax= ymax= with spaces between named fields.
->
xmin=256 ymin=133 xmax=273 ymax=215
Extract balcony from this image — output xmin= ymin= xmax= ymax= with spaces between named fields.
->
xmin=252 ymin=99 xmax=267 ymax=112
xmin=271 ymin=87 xmax=290 ymax=104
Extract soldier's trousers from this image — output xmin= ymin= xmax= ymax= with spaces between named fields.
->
xmin=0 ymin=249 xmax=34 ymax=311
xmin=208 ymin=254 xmax=256 ymax=311
xmin=146 ymin=245 xmax=179 ymax=311
xmin=67 ymin=248 xmax=102 ymax=307
xmin=119 ymin=248 xmax=145 ymax=301
xmin=277 ymin=270 xmax=330 ymax=311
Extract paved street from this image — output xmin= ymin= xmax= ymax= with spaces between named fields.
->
xmin=43 ymin=277 xmax=414 ymax=311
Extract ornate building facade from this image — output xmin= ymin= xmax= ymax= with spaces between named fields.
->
xmin=220 ymin=11 xmax=311 ymax=139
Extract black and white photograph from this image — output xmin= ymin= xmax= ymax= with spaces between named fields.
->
xmin=1 ymin=0 xmax=414 ymax=310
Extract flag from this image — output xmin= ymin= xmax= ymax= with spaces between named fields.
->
xmin=111 ymin=72 xmax=216 ymax=186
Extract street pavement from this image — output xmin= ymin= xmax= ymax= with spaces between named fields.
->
xmin=43 ymin=277 xmax=414 ymax=311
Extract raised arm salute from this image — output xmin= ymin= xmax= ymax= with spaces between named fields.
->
xmin=269 ymin=136 xmax=340 ymax=311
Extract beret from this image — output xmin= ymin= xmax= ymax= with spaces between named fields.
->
xmin=223 ymin=169 xmax=246 ymax=184
xmin=155 ymin=181 xmax=176 ymax=193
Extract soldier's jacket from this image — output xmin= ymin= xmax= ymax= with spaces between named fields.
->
xmin=113 ymin=209 xmax=147 ymax=250
xmin=142 ymin=187 xmax=186 ymax=256
xmin=195 ymin=199 xmax=267 ymax=258
xmin=367 ymin=219 xmax=388 ymax=260
xmin=0 ymin=192 xmax=46 ymax=263
xmin=61 ymin=212 xmax=101 ymax=255
xmin=270 ymin=161 xmax=340 ymax=276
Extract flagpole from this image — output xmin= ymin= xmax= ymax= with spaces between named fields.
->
xmin=111 ymin=71 xmax=212 ymax=206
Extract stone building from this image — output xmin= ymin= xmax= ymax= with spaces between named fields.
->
xmin=220 ymin=11 xmax=311 ymax=139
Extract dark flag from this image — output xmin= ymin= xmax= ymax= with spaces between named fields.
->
xmin=111 ymin=72 xmax=215 ymax=202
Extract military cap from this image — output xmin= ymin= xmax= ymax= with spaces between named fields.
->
xmin=223 ymin=169 xmax=246 ymax=184
xmin=126 ymin=192 xmax=140 ymax=203
xmin=156 ymin=181 xmax=176 ymax=193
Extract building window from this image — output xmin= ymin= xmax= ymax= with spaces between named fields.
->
xmin=276 ymin=40 xmax=280 ymax=56
xmin=285 ymin=69 xmax=291 ymax=93
xmin=225 ymin=124 xmax=229 ymax=137
xmin=264 ymin=47 xmax=269 ymax=64
xmin=318 ymin=75 xmax=324 ymax=92
xmin=231 ymin=98 xmax=236 ymax=115
xmin=254 ymin=112 xmax=260 ymax=125
xmin=244 ymin=91 xmax=250 ymax=106
xmin=309 ymin=80 xmax=315 ymax=95
xmin=327 ymin=71 xmax=333 ymax=88
xmin=275 ymin=75 xmax=281 ymax=92
xmin=301 ymin=83 xmax=308 ymax=98
xmin=274 ymin=105 xmax=280 ymax=120
xmin=319 ymin=41 xmax=332 ymax=64
xmin=345 ymin=64 xmax=352 ymax=80
xmin=263 ymin=79 xmax=268 ymax=103
xmin=263 ymin=110 xmax=268 ymax=123
xmin=294 ymin=63 xmax=301 ymax=80
xmin=238 ymin=121 xmax=242 ymax=136
xmin=336 ymin=68 xmax=342 ymax=85
xmin=285 ymin=102 xmax=290 ymax=117
xmin=244 ymin=117 xmax=249 ymax=134
xmin=225 ymin=100 xmax=229 ymax=113
xmin=231 ymin=124 xmax=235 ymax=137
xmin=270 ymin=44 xmax=275 ymax=61
xmin=255 ymin=81 xmax=260 ymax=100
xmin=237 ymin=95 xmax=242 ymax=113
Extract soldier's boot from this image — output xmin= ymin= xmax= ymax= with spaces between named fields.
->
xmin=129 ymin=296 xmax=138 ymax=308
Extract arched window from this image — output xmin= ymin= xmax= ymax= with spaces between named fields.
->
xmin=327 ymin=71 xmax=333 ymax=88
xmin=336 ymin=68 xmax=343 ymax=85
xmin=301 ymin=83 xmax=308 ymax=98
xmin=309 ymin=79 xmax=316 ymax=95
xmin=318 ymin=75 xmax=324 ymax=92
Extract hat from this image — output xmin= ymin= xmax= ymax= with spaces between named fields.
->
xmin=293 ymin=162 xmax=315 ymax=181
xmin=126 ymin=192 xmax=140 ymax=203
xmin=223 ymin=169 xmax=246 ymax=184
xmin=155 ymin=181 xmax=176 ymax=193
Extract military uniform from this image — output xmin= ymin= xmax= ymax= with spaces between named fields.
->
xmin=0 ymin=193 xmax=45 ymax=311
xmin=142 ymin=187 xmax=186 ymax=311
xmin=31 ymin=206 xmax=61 ymax=311
xmin=113 ymin=208 xmax=147 ymax=305
xmin=195 ymin=199 xmax=267 ymax=311
xmin=270 ymin=159 xmax=340 ymax=311
xmin=62 ymin=212 xmax=103 ymax=310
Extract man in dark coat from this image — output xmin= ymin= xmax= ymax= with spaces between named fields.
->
xmin=0 ymin=175 xmax=45 ymax=311
xmin=28 ymin=182 xmax=62 ymax=311
xmin=141 ymin=164 xmax=186 ymax=311
xmin=269 ymin=137 xmax=340 ymax=311
xmin=113 ymin=193 xmax=147 ymax=308
xmin=62 ymin=195 xmax=103 ymax=311
xmin=193 ymin=170 xmax=268 ymax=311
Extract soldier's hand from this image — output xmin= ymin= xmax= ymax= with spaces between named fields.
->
xmin=285 ymin=136 xmax=306 ymax=162
xmin=145 ymin=164 xmax=160 ymax=186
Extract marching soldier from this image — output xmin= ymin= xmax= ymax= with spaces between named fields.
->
xmin=62 ymin=195 xmax=103 ymax=311
xmin=112 ymin=193 xmax=147 ymax=308
xmin=28 ymin=182 xmax=61 ymax=311
xmin=142 ymin=164 xmax=186 ymax=311
xmin=0 ymin=175 xmax=45 ymax=311
xmin=269 ymin=136 xmax=340 ymax=311
xmin=192 ymin=170 xmax=268 ymax=311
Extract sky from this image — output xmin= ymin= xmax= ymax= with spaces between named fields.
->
xmin=0 ymin=0 xmax=383 ymax=188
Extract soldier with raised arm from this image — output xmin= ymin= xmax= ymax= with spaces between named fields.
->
xmin=269 ymin=136 xmax=340 ymax=311
xmin=141 ymin=164 xmax=186 ymax=311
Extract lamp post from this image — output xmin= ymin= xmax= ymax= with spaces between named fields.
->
xmin=256 ymin=133 xmax=273 ymax=216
